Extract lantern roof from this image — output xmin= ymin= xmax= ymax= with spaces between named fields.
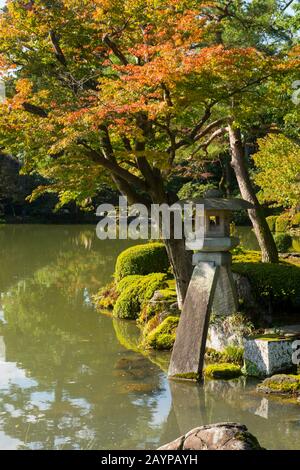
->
xmin=178 ymin=189 xmax=254 ymax=211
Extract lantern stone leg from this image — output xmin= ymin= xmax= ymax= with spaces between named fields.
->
xmin=168 ymin=260 xmax=220 ymax=379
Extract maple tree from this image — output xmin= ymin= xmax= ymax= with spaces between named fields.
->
xmin=0 ymin=0 xmax=299 ymax=303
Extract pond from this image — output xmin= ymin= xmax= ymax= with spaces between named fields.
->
xmin=0 ymin=224 xmax=300 ymax=450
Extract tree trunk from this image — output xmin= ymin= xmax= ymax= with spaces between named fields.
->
xmin=163 ymin=237 xmax=193 ymax=309
xmin=149 ymin=174 xmax=193 ymax=308
xmin=228 ymin=125 xmax=279 ymax=263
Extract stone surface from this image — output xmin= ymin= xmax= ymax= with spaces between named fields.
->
xmin=232 ymin=272 xmax=263 ymax=318
xmin=243 ymin=337 xmax=295 ymax=377
xmin=168 ymin=262 xmax=219 ymax=378
xmin=158 ymin=422 xmax=263 ymax=450
xmin=211 ymin=266 xmax=238 ymax=317
xmin=207 ymin=313 xmax=253 ymax=351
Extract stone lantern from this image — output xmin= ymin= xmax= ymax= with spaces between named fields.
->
xmin=168 ymin=189 xmax=253 ymax=380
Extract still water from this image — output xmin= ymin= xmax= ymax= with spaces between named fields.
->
xmin=0 ymin=225 xmax=300 ymax=450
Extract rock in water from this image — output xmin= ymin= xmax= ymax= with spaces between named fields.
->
xmin=158 ymin=422 xmax=263 ymax=450
xmin=257 ymin=374 xmax=300 ymax=395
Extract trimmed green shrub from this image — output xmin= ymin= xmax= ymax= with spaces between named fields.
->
xmin=292 ymin=238 xmax=300 ymax=252
xmin=275 ymin=213 xmax=291 ymax=233
xmin=204 ymin=363 xmax=242 ymax=379
xmin=145 ymin=316 xmax=179 ymax=350
xmin=232 ymin=249 xmax=261 ymax=263
xmin=232 ymin=261 xmax=300 ymax=310
xmin=274 ymin=233 xmax=292 ymax=252
xmin=291 ymin=212 xmax=300 ymax=228
xmin=115 ymin=243 xmax=169 ymax=281
xmin=116 ymin=275 xmax=143 ymax=294
xmin=113 ymin=273 xmax=168 ymax=319
xmin=266 ymin=215 xmax=278 ymax=233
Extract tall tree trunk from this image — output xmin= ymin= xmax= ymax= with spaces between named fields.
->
xmin=149 ymin=173 xmax=193 ymax=308
xmin=163 ymin=237 xmax=193 ymax=309
xmin=228 ymin=125 xmax=279 ymax=263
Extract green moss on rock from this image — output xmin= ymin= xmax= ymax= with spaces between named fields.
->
xmin=115 ymin=243 xmax=169 ymax=281
xmin=257 ymin=374 xmax=300 ymax=395
xmin=113 ymin=273 xmax=168 ymax=319
xmin=204 ymin=363 xmax=242 ymax=379
xmin=206 ymin=346 xmax=244 ymax=366
xmin=145 ymin=316 xmax=179 ymax=350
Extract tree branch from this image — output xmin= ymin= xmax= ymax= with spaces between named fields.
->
xmin=49 ymin=30 xmax=67 ymax=67
xmin=193 ymin=117 xmax=230 ymax=142
xmin=170 ymin=104 xmax=215 ymax=152
xmin=102 ymin=34 xmax=128 ymax=65
xmin=78 ymin=142 xmax=149 ymax=192
xmin=22 ymin=102 xmax=48 ymax=117
xmin=192 ymin=127 xmax=228 ymax=156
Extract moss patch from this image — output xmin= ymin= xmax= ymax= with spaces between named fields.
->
xmin=173 ymin=372 xmax=200 ymax=381
xmin=144 ymin=316 xmax=179 ymax=350
xmin=115 ymin=242 xmax=169 ymax=281
xmin=206 ymin=345 xmax=244 ymax=366
xmin=113 ymin=273 xmax=168 ymax=319
xmin=257 ymin=374 xmax=300 ymax=395
xmin=204 ymin=363 xmax=242 ymax=379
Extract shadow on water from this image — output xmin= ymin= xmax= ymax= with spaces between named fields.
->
xmin=0 ymin=225 xmax=300 ymax=449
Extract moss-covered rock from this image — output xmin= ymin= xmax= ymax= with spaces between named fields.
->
xmin=204 ymin=363 xmax=242 ymax=379
xmin=139 ymin=280 xmax=178 ymax=325
xmin=113 ymin=273 xmax=168 ymax=319
xmin=266 ymin=215 xmax=278 ymax=233
xmin=205 ymin=345 xmax=244 ymax=366
xmin=257 ymin=374 xmax=300 ymax=395
xmin=274 ymin=233 xmax=292 ymax=252
xmin=114 ymin=242 xmax=169 ymax=281
xmin=144 ymin=316 xmax=179 ymax=350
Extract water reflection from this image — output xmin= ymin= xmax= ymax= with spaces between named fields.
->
xmin=0 ymin=225 xmax=300 ymax=450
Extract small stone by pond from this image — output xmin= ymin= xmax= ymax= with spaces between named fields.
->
xmin=243 ymin=334 xmax=299 ymax=377
xmin=257 ymin=374 xmax=300 ymax=397
xmin=158 ymin=422 xmax=263 ymax=450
